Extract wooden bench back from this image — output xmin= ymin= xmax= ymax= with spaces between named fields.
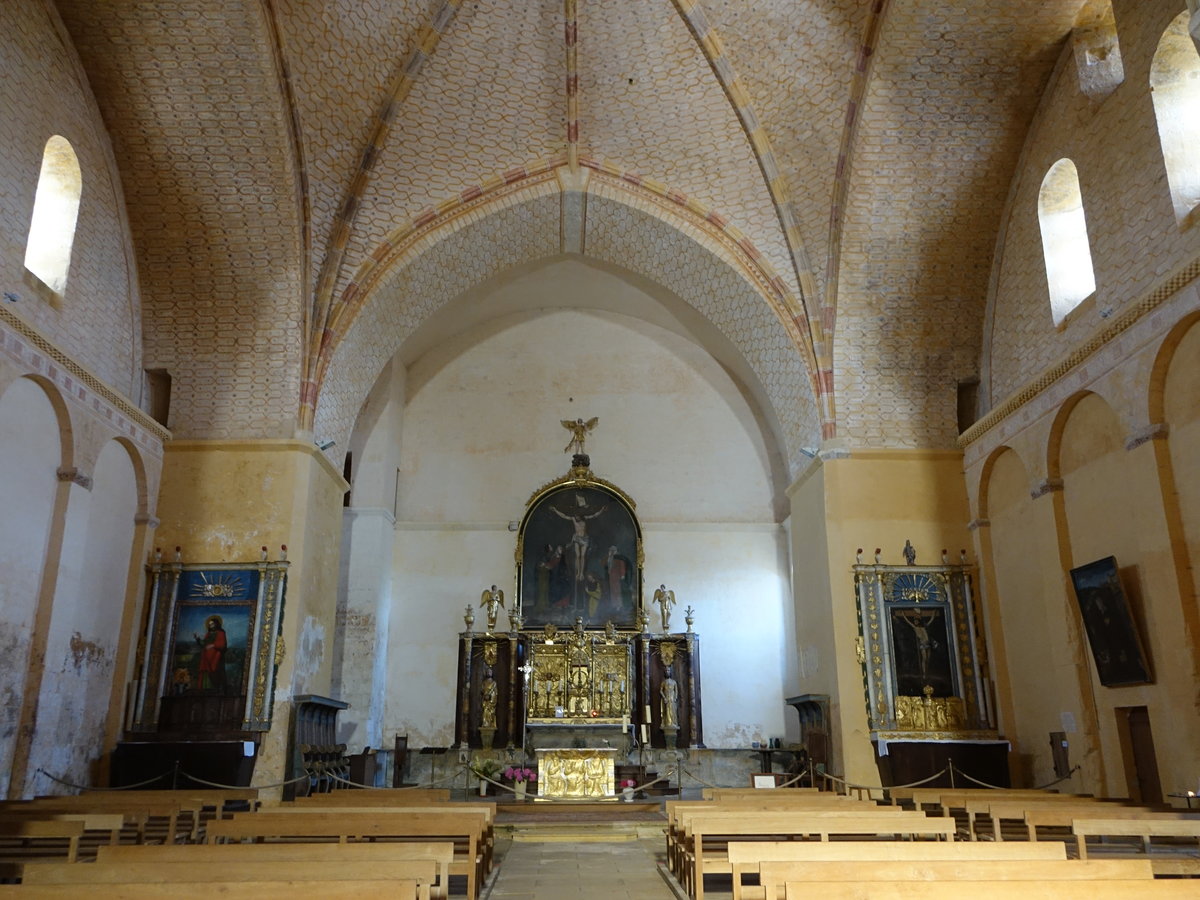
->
xmin=782 ymin=880 xmax=1200 ymax=899
xmin=686 ymin=809 xmax=950 ymax=840
xmin=0 ymin=880 xmax=417 ymax=899
xmin=759 ymin=858 xmax=1153 ymax=900
xmin=23 ymin=858 xmax=439 ymax=886
xmin=209 ymin=810 xmax=482 ymax=841
xmin=291 ymin=788 xmax=449 ymax=803
xmin=727 ymin=839 xmax=1067 ymax=900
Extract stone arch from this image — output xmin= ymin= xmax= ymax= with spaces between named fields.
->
xmin=1147 ymin=308 xmax=1200 ymax=426
xmin=314 ymin=177 xmax=822 ymax=478
xmin=976 ymin=442 xmax=1032 ymax=521
xmin=0 ymin=375 xmax=70 ymax=797
xmin=1045 ymin=389 xmax=1102 ymax=483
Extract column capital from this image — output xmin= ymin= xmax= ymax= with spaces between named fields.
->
xmin=1125 ymin=422 xmax=1168 ymax=451
xmin=56 ymin=466 xmax=92 ymax=490
xmin=1030 ymin=478 xmax=1063 ymax=499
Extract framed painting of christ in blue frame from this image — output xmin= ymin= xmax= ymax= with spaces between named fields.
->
xmin=516 ymin=476 xmax=643 ymax=629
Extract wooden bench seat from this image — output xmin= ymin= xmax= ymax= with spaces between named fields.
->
xmin=207 ymin=810 xmax=486 ymax=899
xmin=95 ymin=840 xmax=456 ymax=897
xmin=727 ymin=838 xmax=1069 ymax=900
xmin=22 ymin=859 xmax=439 ymax=900
xmin=758 ymin=858 xmax=1153 ymax=900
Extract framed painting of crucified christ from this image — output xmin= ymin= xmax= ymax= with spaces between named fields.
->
xmin=516 ymin=474 xmax=643 ymax=630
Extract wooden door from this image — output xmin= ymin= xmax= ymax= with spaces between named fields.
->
xmin=1118 ymin=705 xmax=1162 ymax=804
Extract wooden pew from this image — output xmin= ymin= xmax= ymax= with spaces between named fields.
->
xmin=0 ymin=880 xmax=418 ymax=899
xmin=0 ymin=821 xmax=84 ymax=865
xmin=956 ymin=795 xmax=1118 ymax=841
xmin=13 ymin=796 xmax=194 ymax=844
xmin=1002 ymin=804 xmax=1186 ymax=843
xmin=22 ymin=859 xmax=439 ymax=900
xmin=758 ymin=858 xmax=1152 ymax=900
xmin=96 ymin=840 xmax=456 ymax=898
xmin=265 ymin=803 xmax=495 ymax=875
xmin=680 ymin=810 xmax=958 ymax=900
xmin=1072 ymin=816 xmax=1200 ymax=867
xmin=207 ymin=810 xmax=486 ymax=899
xmin=781 ymin=880 xmax=1200 ymax=899
xmin=728 ymin=839 xmax=1069 ymax=900
xmin=666 ymin=795 xmax=892 ymax=876
xmin=289 ymin=788 xmax=450 ymax=803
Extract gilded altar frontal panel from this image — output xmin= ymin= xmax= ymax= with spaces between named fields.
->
xmin=536 ymin=748 xmax=617 ymax=799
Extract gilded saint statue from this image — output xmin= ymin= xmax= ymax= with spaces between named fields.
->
xmin=480 ymin=669 xmax=498 ymax=728
xmin=481 ymin=585 xmax=504 ymax=631
xmin=653 ymin=584 xmax=676 ymax=632
xmin=561 ymin=417 xmax=598 ymax=457
xmin=660 ymin=668 xmax=679 ymax=728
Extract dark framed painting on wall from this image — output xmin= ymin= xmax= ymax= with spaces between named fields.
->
xmin=1069 ymin=556 xmax=1152 ymax=687
xmin=516 ymin=477 xmax=643 ymax=629
xmin=889 ymin=605 xmax=956 ymax=697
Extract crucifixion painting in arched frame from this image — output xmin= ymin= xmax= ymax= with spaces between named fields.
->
xmin=514 ymin=471 xmax=644 ymax=630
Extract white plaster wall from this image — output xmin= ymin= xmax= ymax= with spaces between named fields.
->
xmin=29 ymin=439 xmax=136 ymax=794
xmin=335 ymin=507 xmax=395 ymax=750
xmin=360 ymin=297 xmax=791 ymax=749
xmin=0 ymin=378 xmax=61 ymax=796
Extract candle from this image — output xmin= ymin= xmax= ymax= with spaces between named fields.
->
xmin=644 ymin=705 xmax=651 ymax=721
xmin=622 ymin=715 xmax=628 ymax=734
xmin=641 ymin=724 xmax=649 ymax=743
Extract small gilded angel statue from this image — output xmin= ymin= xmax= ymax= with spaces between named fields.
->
xmin=653 ymin=584 xmax=676 ymax=632
xmin=481 ymin=585 xmax=504 ymax=632
xmin=561 ymin=417 xmax=598 ymax=456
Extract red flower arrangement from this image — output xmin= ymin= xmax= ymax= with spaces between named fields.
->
xmin=504 ymin=766 xmax=537 ymax=783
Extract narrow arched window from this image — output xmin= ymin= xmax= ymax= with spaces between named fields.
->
xmin=24 ymin=136 xmax=81 ymax=297
xmin=1071 ymin=0 xmax=1124 ymax=100
xmin=1150 ymin=13 xmax=1200 ymax=226
xmin=1039 ymin=159 xmax=1096 ymax=325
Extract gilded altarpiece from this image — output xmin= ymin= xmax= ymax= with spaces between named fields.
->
xmin=132 ymin=558 xmax=289 ymax=735
xmin=452 ymin=462 xmax=703 ymax=753
xmin=853 ymin=565 xmax=995 ymax=740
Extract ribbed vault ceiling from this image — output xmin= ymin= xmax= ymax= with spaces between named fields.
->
xmin=53 ymin=0 xmax=1087 ymax=464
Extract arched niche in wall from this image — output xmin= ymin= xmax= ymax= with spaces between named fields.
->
xmin=27 ymin=437 xmax=139 ymax=793
xmin=1156 ymin=314 xmax=1200 ymax=601
xmin=0 ymin=376 xmax=66 ymax=797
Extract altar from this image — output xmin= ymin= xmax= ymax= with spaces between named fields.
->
xmin=535 ymin=747 xmax=618 ymax=799
xmin=450 ymin=453 xmax=704 ymax=754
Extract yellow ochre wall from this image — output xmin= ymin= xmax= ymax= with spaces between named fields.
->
xmin=155 ymin=440 xmax=349 ymax=792
xmin=789 ymin=450 xmax=974 ymax=787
